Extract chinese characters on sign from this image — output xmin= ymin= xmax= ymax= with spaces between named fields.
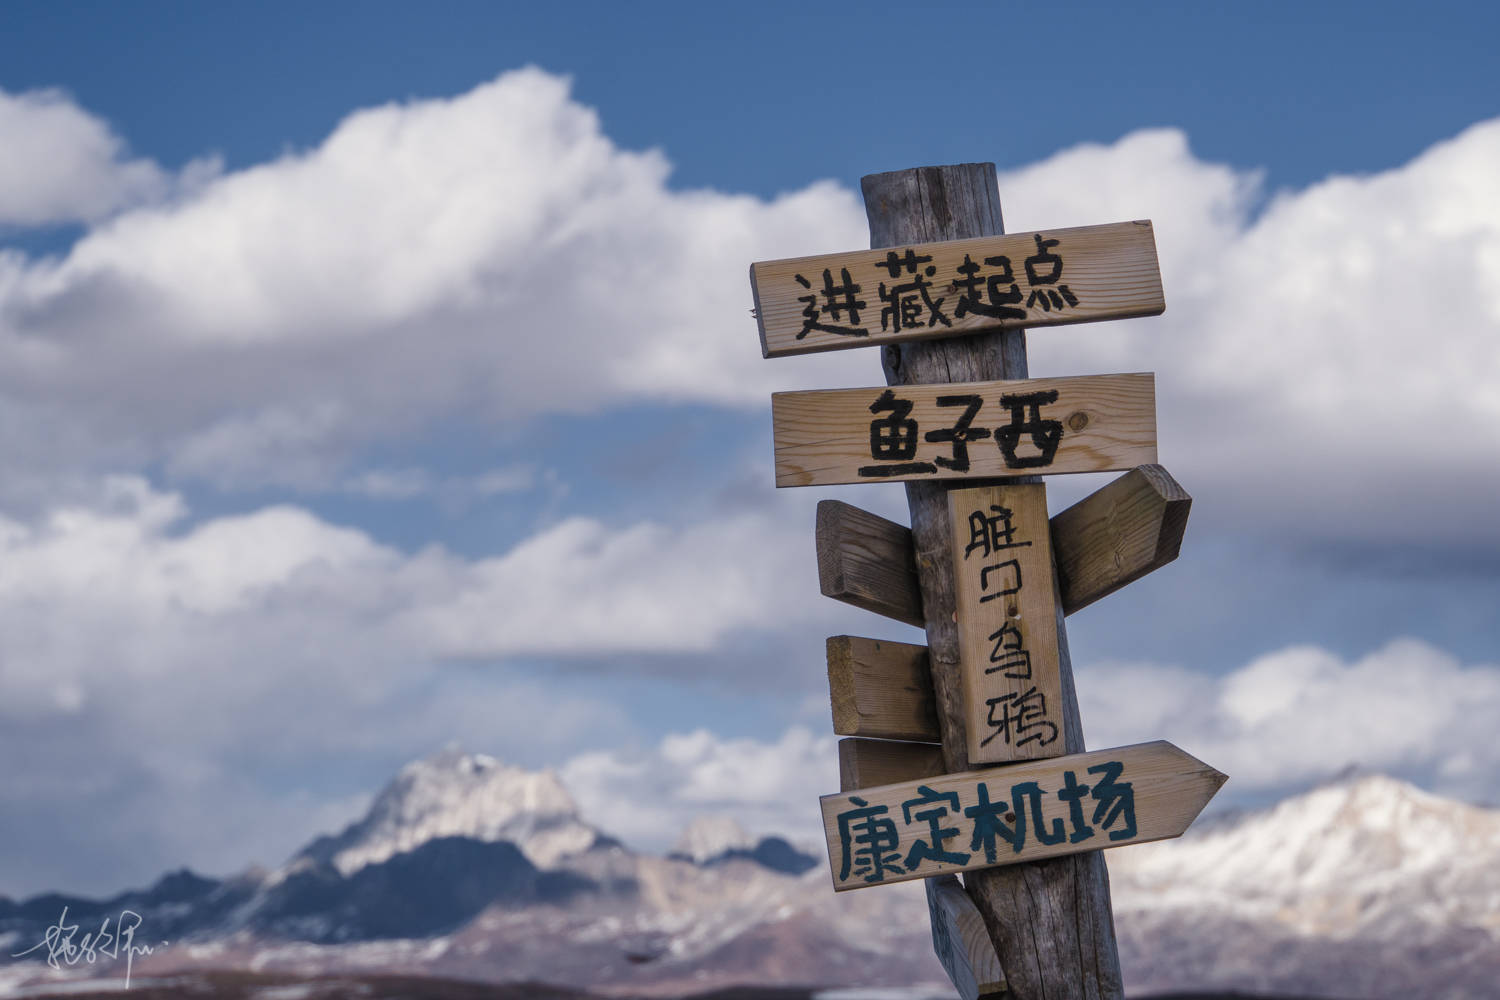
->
xmin=772 ymin=374 xmax=1158 ymax=488
xmin=817 ymin=741 xmax=1230 ymax=892
xmin=950 ymin=484 xmax=1065 ymax=764
xmin=751 ymin=221 xmax=1165 ymax=358
xmin=795 ymin=236 xmax=1074 ymax=341
xmin=858 ymin=389 xmax=1064 ymax=478
xmin=832 ymin=768 xmax=1134 ymax=887
xmin=820 ymin=741 xmax=1225 ymax=892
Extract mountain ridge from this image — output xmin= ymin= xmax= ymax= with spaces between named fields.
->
xmin=2 ymin=752 xmax=1494 ymax=999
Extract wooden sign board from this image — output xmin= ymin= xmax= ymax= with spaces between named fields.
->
xmin=814 ymin=465 xmax=1191 ymax=627
xmin=1052 ymin=463 xmax=1192 ymax=614
xmin=838 ymin=737 xmax=945 ymax=792
xmin=773 ymin=373 xmax=1156 ymax=488
xmin=750 ymin=220 xmax=1164 ymax=358
xmin=828 ymin=636 xmax=938 ymax=742
xmin=816 ymin=504 xmax=924 ymax=628
xmin=950 ymin=484 xmax=1064 ymax=765
xmin=926 ymin=875 xmax=1008 ymax=1000
xmin=819 ymin=740 xmax=1225 ymax=892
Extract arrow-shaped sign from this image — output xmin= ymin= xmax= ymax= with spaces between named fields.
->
xmin=820 ymin=740 xmax=1225 ymax=891
xmin=816 ymin=464 xmax=1192 ymax=626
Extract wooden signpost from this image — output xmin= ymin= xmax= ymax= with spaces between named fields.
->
xmin=751 ymin=220 xmax=1165 ymax=358
xmin=747 ymin=163 xmax=1225 ymax=1000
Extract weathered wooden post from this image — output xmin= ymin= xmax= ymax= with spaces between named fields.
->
xmin=866 ymin=164 xmax=1119 ymax=999
xmin=747 ymin=163 xmax=1223 ymax=1000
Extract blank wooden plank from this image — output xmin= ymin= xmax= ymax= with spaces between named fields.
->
xmin=813 ymin=464 xmax=1190 ymax=627
xmin=927 ymin=875 xmax=1008 ymax=1000
xmin=750 ymin=220 xmax=1164 ymax=358
xmin=949 ymin=484 xmax=1065 ymax=765
xmin=828 ymin=635 xmax=940 ymax=742
xmin=1051 ymin=463 xmax=1192 ymax=614
xmin=838 ymin=737 xmax=945 ymax=792
xmin=816 ymin=501 xmax=924 ymax=628
xmin=774 ymin=373 xmax=1156 ymax=488
xmin=821 ymin=740 xmax=1226 ymax=891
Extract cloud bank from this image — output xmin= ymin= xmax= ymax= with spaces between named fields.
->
xmin=1079 ymin=638 xmax=1500 ymax=805
xmin=0 ymin=88 xmax=197 ymax=227
xmin=3 ymin=72 xmax=1499 ymax=551
xmin=3 ymin=69 xmax=1499 ymax=898
xmin=564 ymin=638 xmax=1500 ymax=855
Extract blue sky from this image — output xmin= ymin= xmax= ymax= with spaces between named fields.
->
xmin=2 ymin=1 xmax=1499 ymax=898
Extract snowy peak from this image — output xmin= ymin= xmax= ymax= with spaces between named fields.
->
xmin=296 ymin=747 xmax=600 ymax=874
xmin=671 ymin=815 xmax=756 ymax=863
xmin=665 ymin=814 xmax=819 ymax=875
xmin=1109 ymin=772 xmax=1500 ymax=939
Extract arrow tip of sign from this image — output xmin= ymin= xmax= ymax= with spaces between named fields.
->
xmin=1157 ymin=740 xmax=1229 ymax=799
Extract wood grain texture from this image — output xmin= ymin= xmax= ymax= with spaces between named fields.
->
xmin=816 ymin=501 xmax=924 ymax=627
xmin=821 ymin=741 xmax=1227 ymax=891
xmin=1051 ymin=464 xmax=1191 ymax=614
xmin=752 ymin=220 xmax=1164 ymax=358
xmin=814 ymin=466 xmax=1188 ymax=629
xmin=863 ymin=162 xmax=1122 ymax=999
xmin=838 ymin=737 xmax=945 ymax=792
xmin=927 ymin=875 xmax=1009 ymax=1000
xmin=774 ymin=373 xmax=1157 ymax=487
xmin=828 ymin=635 xmax=940 ymax=742
xmin=950 ymin=484 xmax=1065 ymax=765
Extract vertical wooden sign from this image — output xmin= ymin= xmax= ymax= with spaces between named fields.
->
xmin=949 ymin=484 xmax=1065 ymax=764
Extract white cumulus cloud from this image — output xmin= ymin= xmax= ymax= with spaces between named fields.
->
xmin=0 ymin=87 xmax=208 ymax=227
xmin=0 ymin=68 xmax=869 ymax=491
xmin=0 ymin=477 xmax=838 ymax=894
xmin=1008 ymin=122 xmax=1500 ymax=548
xmin=1078 ymin=638 xmax=1500 ymax=804
xmin=2 ymin=74 xmax=1498 ymax=558
xmin=560 ymin=726 xmax=838 ymax=853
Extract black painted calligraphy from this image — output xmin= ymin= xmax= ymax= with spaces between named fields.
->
xmin=924 ymin=395 xmax=990 ymax=472
xmin=965 ymin=503 xmax=1032 ymax=560
xmin=995 ymin=390 xmax=1063 ymax=468
xmin=959 ymin=500 xmax=1057 ymax=750
xmin=1022 ymin=233 xmax=1079 ymax=313
xmin=872 ymin=249 xmax=951 ymax=334
xmin=795 ymin=268 xmax=870 ymax=340
xmin=982 ymin=687 xmax=1058 ymax=749
xmin=954 ymin=252 xmax=1025 ymax=321
xmin=846 ymin=388 xmax=1078 ymax=478
xmin=858 ymin=389 xmax=937 ymax=478
xmin=986 ymin=622 xmax=1031 ymax=679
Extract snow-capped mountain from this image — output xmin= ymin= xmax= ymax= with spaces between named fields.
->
xmin=3 ymin=754 xmax=1498 ymax=999
xmin=295 ymin=747 xmax=602 ymax=874
xmin=666 ymin=815 xmax=819 ymax=875
xmin=1113 ymin=772 xmax=1500 ymax=929
xmin=671 ymin=815 xmax=757 ymax=863
xmin=1109 ymin=772 xmax=1500 ymax=998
